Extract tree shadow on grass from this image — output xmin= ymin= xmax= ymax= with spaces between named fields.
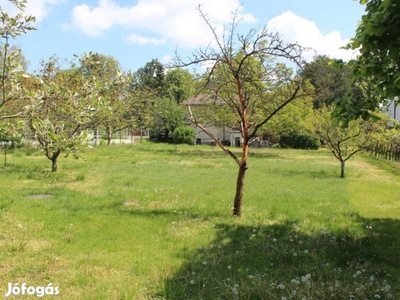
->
xmin=248 ymin=151 xmax=286 ymax=160
xmin=261 ymin=166 xmax=341 ymax=180
xmin=163 ymin=146 xmax=283 ymax=160
xmin=114 ymin=203 xmax=225 ymax=221
xmin=155 ymin=216 xmax=400 ymax=300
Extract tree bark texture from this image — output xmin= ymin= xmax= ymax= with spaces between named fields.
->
xmin=51 ymin=158 xmax=58 ymax=172
xmin=340 ymin=160 xmax=345 ymax=178
xmin=51 ymin=150 xmax=61 ymax=172
xmin=232 ymin=141 xmax=249 ymax=217
xmin=107 ymin=129 xmax=113 ymax=146
xmin=232 ymin=160 xmax=248 ymax=217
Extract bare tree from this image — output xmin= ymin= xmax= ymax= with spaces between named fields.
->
xmin=315 ymin=106 xmax=369 ymax=178
xmin=174 ymin=6 xmax=311 ymax=216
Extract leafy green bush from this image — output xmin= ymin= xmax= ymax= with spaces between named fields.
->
xmin=140 ymin=137 xmax=148 ymax=144
xmin=279 ymin=132 xmax=320 ymax=150
xmin=172 ymin=126 xmax=196 ymax=145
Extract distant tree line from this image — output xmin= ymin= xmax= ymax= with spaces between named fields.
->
xmin=1 ymin=0 xmax=400 ymax=216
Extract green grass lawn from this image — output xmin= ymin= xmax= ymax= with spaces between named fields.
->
xmin=0 ymin=144 xmax=399 ymax=299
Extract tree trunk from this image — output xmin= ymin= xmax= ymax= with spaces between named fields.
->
xmin=51 ymin=150 xmax=61 ymax=172
xmin=3 ymin=142 xmax=7 ymax=168
xmin=94 ymin=128 xmax=98 ymax=147
xmin=51 ymin=158 xmax=57 ymax=172
xmin=232 ymin=143 xmax=249 ymax=217
xmin=232 ymin=161 xmax=248 ymax=216
xmin=107 ymin=129 xmax=113 ymax=146
xmin=340 ymin=160 xmax=345 ymax=178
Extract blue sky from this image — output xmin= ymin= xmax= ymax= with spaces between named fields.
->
xmin=1 ymin=0 xmax=366 ymax=73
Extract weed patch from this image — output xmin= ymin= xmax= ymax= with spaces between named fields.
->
xmin=0 ymin=145 xmax=399 ymax=299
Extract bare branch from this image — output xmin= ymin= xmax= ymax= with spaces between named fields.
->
xmin=188 ymin=104 xmax=240 ymax=165
xmin=250 ymin=85 xmax=302 ymax=138
xmin=343 ymin=149 xmax=361 ymax=162
xmin=174 ymin=4 xmax=309 ymax=216
xmin=0 ymin=110 xmax=24 ymax=120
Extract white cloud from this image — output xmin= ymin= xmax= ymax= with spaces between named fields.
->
xmin=267 ymin=11 xmax=357 ymax=61
xmin=26 ymin=0 xmax=64 ymax=22
xmin=127 ymin=33 xmax=167 ymax=45
xmin=66 ymin=0 xmax=257 ymax=47
xmin=161 ymin=54 xmax=172 ymax=65
xmin=70 ymin=0 xmax=121 ymax=36
xmin=0 ymin=0 xmax=63 ymax=23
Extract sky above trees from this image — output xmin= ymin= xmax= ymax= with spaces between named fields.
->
xmin=1 ymin=0 xmax=365 ymax=72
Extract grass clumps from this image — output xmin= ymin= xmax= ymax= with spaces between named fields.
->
xmin=164 ymin=221 xmax=397 ymax=299
xmin=0 ymin=144 xmax=399 ymax=299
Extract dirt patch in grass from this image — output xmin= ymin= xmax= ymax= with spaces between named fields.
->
xmin=122 ymin=201 xmax=140 ymax=207
xmin=352 ymin=160 xmax=398 ymax=183
xmin=0 ymin=239 xmax=50 ymax=252
xmin=26 ymin=194 xmax=53 ymax=199
xmin=27 ymin=239 xmax=51 ymax=251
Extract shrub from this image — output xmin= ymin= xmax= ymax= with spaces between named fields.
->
xmin=279 ymin=132 xmax=320 ymax=150
xmin=139 ymin=137 xmax=148 ymax=144
xmin=172 ymin=126 xmax=196 ymax=145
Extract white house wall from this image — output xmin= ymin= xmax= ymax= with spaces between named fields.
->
xmin=193 ymin=125 xmax=238 ymax=146
xmin=387 ymin=97 xmax=400 ymax=121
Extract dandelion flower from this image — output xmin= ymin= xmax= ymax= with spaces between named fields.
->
xmin=291 ymin=279 xmax=300 ymax=285
xmin=232 ymin=286 xmax=239 ymax=295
